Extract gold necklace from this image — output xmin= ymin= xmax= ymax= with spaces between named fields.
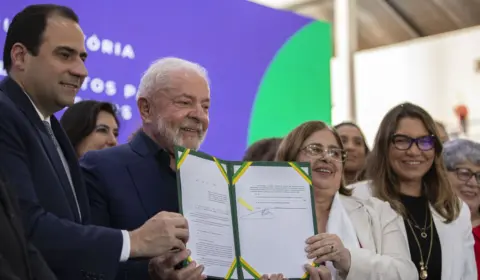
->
xmin=408 ymin=206 xmax=429 ymax=238
xmin=406 ymin=210 xmax=433 ymax=279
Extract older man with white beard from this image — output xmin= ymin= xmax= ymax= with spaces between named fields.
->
xmin=80 ymin=57 xmax=210 ymax=280
xmin=81 ymin=57 xmax=333 ymax=280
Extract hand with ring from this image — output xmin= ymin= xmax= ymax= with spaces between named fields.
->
xmin=305 ymin=233 xmax=351 ymax=274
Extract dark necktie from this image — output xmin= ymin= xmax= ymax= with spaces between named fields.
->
xmin=43 ymin=120 xmax=82 ymax=220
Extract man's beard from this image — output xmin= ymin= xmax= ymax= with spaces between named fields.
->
xmin=155 ymin=116 xmax=206 ymax=151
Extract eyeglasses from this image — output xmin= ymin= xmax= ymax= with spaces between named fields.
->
xmin=391 ymin=134 xmax=435 ymax=151
xmin=302 ymin=144 xmax=347 ymax=162
xmin=451 ymin=168 xmax=480 ymax=185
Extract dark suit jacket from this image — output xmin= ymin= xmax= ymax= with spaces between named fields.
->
xmin=0 ymin=77 xmax=123 ymax=280
xmin=80 ymin=131 xmax=179 ymax=280
xmin=0 ymin=173 xmax=56 ymax=280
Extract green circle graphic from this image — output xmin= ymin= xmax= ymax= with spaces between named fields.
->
xmin=247 ymin=21 xmax=333 ymax=146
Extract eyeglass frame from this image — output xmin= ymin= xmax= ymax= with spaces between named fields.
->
xmin=390 ymin=134 xmax=436 ymax=151
xmin=449 ymin=167 xmax=480 ymax=185
xmin=301 ymin=143 xmax=347 ymax=163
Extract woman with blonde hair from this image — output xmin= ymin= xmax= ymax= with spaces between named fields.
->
xmin=276 ymin=120 xmax=416 ymax=280
xmin=351 ymin=102 xmax=476 ymax=279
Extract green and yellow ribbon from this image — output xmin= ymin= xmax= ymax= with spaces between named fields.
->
xmin=224 ymin=258 xmax=237 ymax=279
xmin=212 ymin=157 xmax=229 ymax=184
xmin=240 ymin=257 xmax=261 ymax=279
xmin=288 ymin=162 xmax=312 ymax=185
xmin=232 ymin=162 xmax=253 ymax=185
xmin=176 ymin=149 xmax=191 ymax=170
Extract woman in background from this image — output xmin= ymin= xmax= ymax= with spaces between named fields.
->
xmin=61 ymin=100 xmax=119 ymax=158
xmin=243 ymin=137 xmax=283 ymax=161
xmin=443 ymin=139 xmax=480 ymax=278
xmin=334 ymin=122 xmax=369 ymax=184
xmin=352 ymin=102 xmax=476 ymax=279
xmin=276 ymin=120 xmax=416 ymax=280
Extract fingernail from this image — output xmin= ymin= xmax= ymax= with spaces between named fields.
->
xmin=187 ymin=249 xmax=191 ymax=255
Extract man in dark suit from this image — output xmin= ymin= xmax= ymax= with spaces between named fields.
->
xmin=0 ymin=173 xmax=56 ymax=280
xmin=0 ymin=5 xmax=189 ymax=280
xmin=80 ymin=57 xmax=210 ymax=280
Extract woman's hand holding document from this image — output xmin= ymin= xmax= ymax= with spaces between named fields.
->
xmin=305 ymin=233 xmax=351 ymax=275
xmin=175 ymin=146 xmax=321 ymax=280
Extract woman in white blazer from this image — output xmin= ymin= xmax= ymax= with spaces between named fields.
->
xmin=350 ymin=103 xmax=476 ymax=280
xmin=275 ymin=120 xmax=417 ymax=280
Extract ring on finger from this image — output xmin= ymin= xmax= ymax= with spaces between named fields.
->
xmin=330 ymin=244 xmax=335 ymax=252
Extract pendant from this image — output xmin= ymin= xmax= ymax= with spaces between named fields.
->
xmin=421 ymin=231 xmax=427 ymax=238
xmin=420 ymin=263 xmax=428 ymax=279
xmin=420 ymin=269 xmax=428 ymax=279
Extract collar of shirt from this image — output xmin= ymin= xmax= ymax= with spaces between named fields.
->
xmin=23 ymin=91 xmax=51 ymax=124
xmin=138 ymin=130 xmax=162 ymax=155
xmin=137 ymin=131 xmax=175 ymax=173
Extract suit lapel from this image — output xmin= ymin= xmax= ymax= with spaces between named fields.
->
xmin=127 ymin=156 xmax=165 ymax=218
xmin=430 ymin=206 xmax=450 ymax=280
xmin=343 ymin=199 xmax=374 ymax=251
xmin=51 ymin=117 xmax=88 ymax=221
xmin=127 ymin=132 xmax=168 ymax=218
xmin=395 ymin=215 xmax=410 ymax=251
xmin=0 ymin=77 xmax=81 ymax=222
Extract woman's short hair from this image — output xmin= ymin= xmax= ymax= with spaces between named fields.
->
xmin=275 ymin=121 xmax=351 ymax=196
xmin=365 ymin=102 xmax=460 ymax=223
xmin=243 ymin=138 xmax=282 ymax=161
xmin=443 ymin=139 xmax=480 ymax=170
xmin=60 ymin=100 xmax=119 ymax=151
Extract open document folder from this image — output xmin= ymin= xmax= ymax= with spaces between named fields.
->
xmin=175 ymin=146 xmax=318 ymax=280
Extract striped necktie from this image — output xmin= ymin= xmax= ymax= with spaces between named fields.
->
xmin=42 ymin=121 xmax=82 ymax=220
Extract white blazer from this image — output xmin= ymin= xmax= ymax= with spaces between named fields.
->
xmin=349 ymin=181 xmax=477 ymax=280
xmin=339 ymin=195 xmax=418 ymax=280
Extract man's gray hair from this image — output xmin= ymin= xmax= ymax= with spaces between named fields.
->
xmin=443 ymin=139 xmax=480 ymax=170
xmin=136 ymin=57 xmax=209 ymax=100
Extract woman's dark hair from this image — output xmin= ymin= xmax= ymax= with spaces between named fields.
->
xmin=333 ymin=122 xmax=370 ymax=155
xmin=334 ymin=122 xmax=370 ymax=181
xmin=243 ymin=138 xmax=283 ymax=161
xmin=60 ymin=100 xmax=119 ymax=150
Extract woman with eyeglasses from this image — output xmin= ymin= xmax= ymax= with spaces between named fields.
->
xmin=443 ymin=139 xmax=480 ymax=278
xmin=276 ymin=121 xmax=416 ymax=280
xmin=350 ymin=103 xmax=476 ymax=280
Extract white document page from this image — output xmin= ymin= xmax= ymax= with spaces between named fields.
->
xmin=234 ymin=164 xmax=315 ymax=279
xmin=178 ymin=152 xmax=238 ymax=279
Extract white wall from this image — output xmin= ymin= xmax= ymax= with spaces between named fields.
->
xmin=332 ymin=26 xmax=480 ymax=146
